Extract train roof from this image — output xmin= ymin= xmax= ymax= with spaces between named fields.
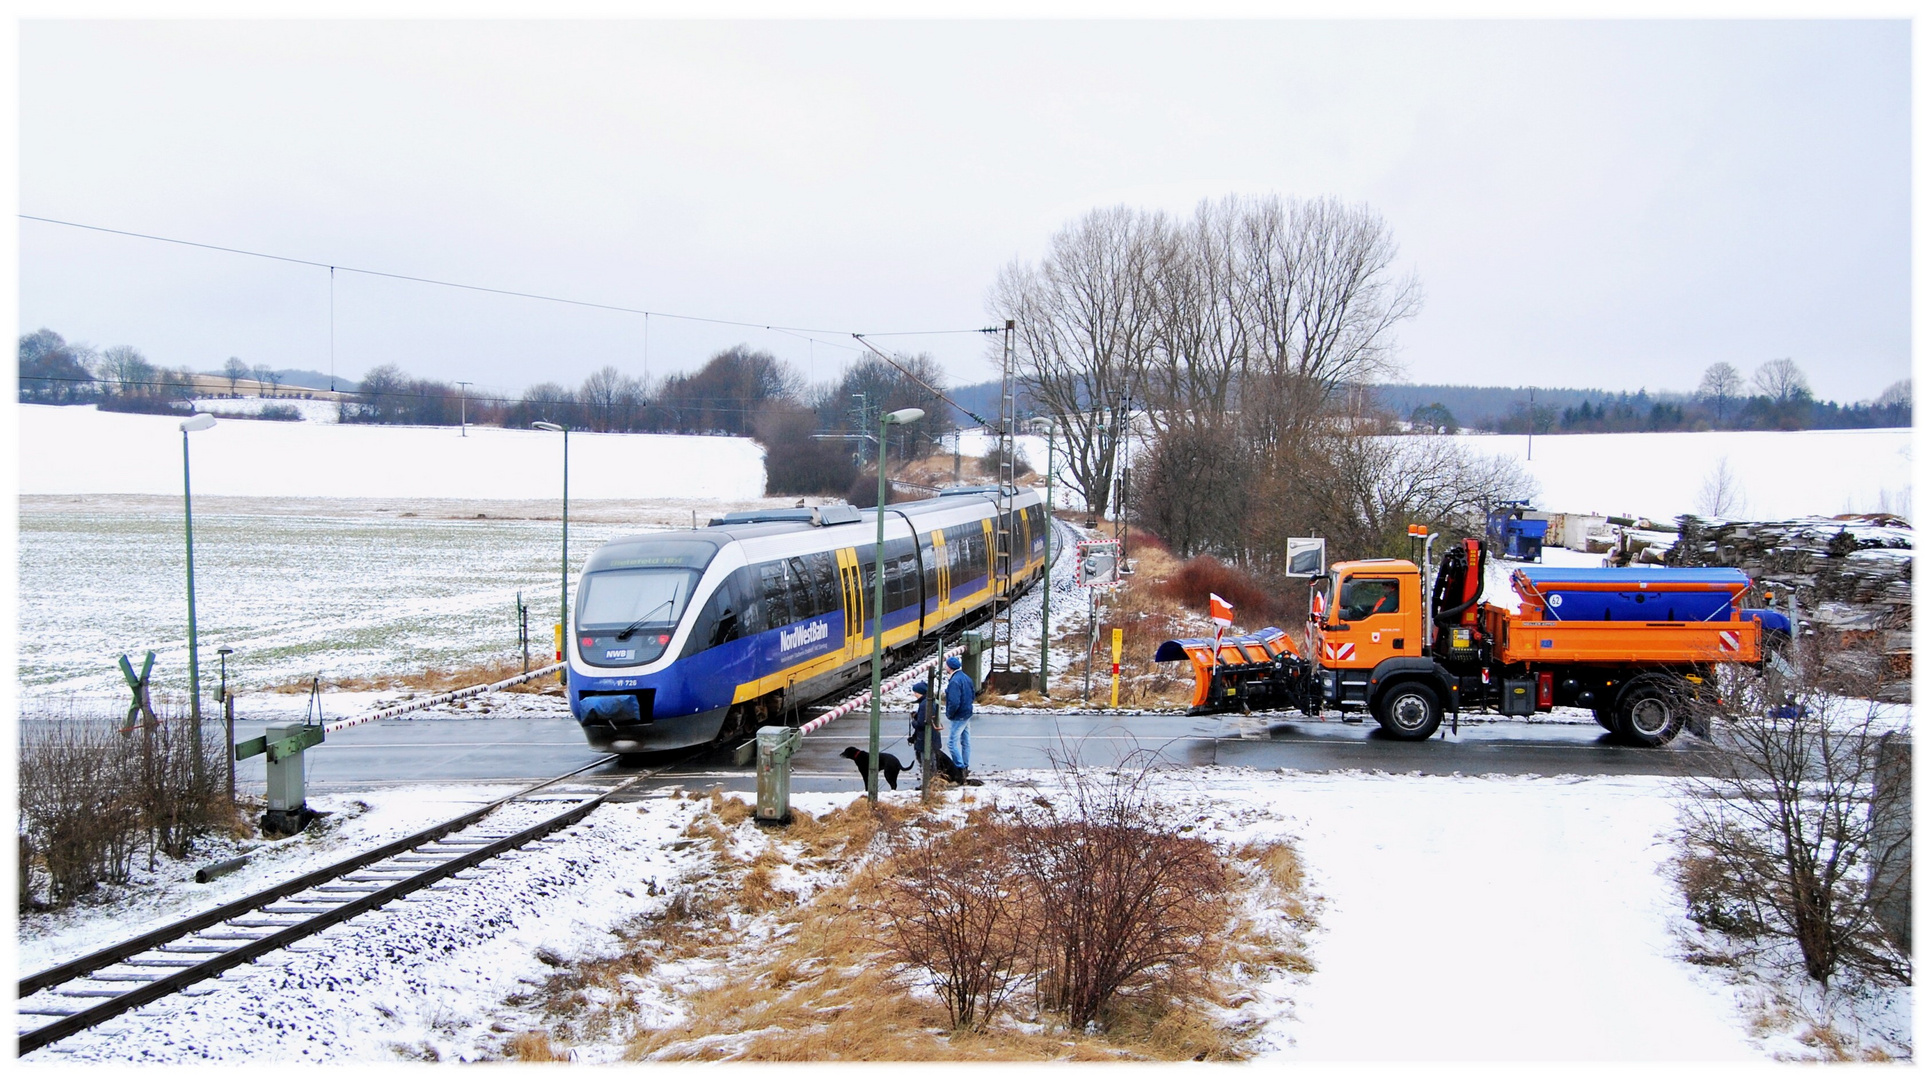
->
xmin=591 ymin=487 xmax=1045 ymax=554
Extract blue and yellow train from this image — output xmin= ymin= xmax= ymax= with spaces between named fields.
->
xmin=566 ymin=486 xmax=1050 ymax=752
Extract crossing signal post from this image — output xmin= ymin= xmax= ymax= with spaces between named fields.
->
xmin=1109 ymin=627 xmax=1123 ymax=709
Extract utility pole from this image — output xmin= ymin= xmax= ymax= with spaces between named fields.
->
xmin=990 ymin=318 xmax=1016 ymax=675
xmin=457 ymin=381 xmax=471 ymax=436
xmin=1040 ymin=421 xmax=1054 ymax=698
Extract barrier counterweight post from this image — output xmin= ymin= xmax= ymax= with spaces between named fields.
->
xmin=754 ymin=726 xmax=799 ymax=826
xmin=259 ymin=722 xmax=323 ymax=835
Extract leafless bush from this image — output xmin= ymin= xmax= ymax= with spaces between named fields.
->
xmin=136 ymin=710 xmax=228 ymax=861
xmin=879 ymin=822 xmax=1032 ymax=1031
xmin=878 ymin=752 xmax=1233 ymax=1035
xmin=19 ymin=707 xmax=231 ymax=909
xmin=1009 ymin=751 xmax=1230 ymax=1030
xmin=19 ymin=715 xmax=143 ymax=907
xmin=1677 ymin=632 xmax=1911 ymax=987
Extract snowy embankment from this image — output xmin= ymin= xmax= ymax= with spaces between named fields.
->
xmin=26 ymin=770 xmax=1898 ymax=1063
xmin=959 ymin=425 xmax=1913 ymax=523
xmin=1454 ymin=428 xmax=1913 ymax=522
xmin=17 ymin=404 xmax=767 ymax=500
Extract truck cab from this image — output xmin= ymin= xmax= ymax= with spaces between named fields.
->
xmin=1311 ymin=559 xmax=1449 ymax=734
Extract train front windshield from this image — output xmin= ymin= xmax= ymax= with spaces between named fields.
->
xmin=574 ymin=538 xmax=718 ymax=668
xmin=576 ymin=568 xmax=700 ymax=666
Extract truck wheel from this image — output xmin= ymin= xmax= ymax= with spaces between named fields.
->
xmin=1373 ymin=682 xmax=1442 ymax=740
xmin=1615 ymin=678 xmax=1685 ymax=747
xmin=1593 ymin=707 xmax=1617 ymax=732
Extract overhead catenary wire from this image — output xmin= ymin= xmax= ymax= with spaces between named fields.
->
xmin=20 ymin=213 xmax=999 ymax=342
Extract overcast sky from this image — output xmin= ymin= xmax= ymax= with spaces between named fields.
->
xmin=17 ymin=19 xmax=1911 ymax=404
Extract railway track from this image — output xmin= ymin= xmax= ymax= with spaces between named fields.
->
xmin=16 ymin=754 xmax=684 ymax=1056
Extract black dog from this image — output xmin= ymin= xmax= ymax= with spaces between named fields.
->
xmin=840 ymin=746 xmax=904 ymax=790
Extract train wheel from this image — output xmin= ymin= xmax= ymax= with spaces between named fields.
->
xmin=1615 ymin=677 xmax=1685 ymax=748
xmin=1372 ymin=682 xmax=1442 ymax=741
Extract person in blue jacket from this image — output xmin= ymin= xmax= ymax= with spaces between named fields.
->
xmin=943 ymin=655 xmax=976 ymax=775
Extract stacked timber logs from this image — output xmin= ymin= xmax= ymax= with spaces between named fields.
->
xmin=1667 ymin=513 xmax=1913 ymax=699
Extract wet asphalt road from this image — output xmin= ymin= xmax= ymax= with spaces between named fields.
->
xmin=252 ymin=705 xmax=1727 ymax=797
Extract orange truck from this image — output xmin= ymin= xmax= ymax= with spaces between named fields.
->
xmin=1156 ymin=536 xmax=1780 ymax=747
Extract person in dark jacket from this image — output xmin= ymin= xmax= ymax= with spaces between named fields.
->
xmin=907 ymin=680 xmax=942 ymax=768
xmin=943 ymin=655 xmax=976 ymax=774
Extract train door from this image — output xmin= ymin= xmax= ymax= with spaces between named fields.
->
xmin=835 ymin=547 xmax=864 ymax=656
xmin=931 ymin=530 xmax=950 ymax=621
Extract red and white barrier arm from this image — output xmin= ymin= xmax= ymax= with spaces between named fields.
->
xmin=322 ymin=662 xmax=565 ymax=736
xmin=796 ymin=646 xmax=964 ymax=737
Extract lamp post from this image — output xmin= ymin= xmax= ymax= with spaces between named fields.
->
xmin=533 ymin=422 xmax=570 ymax=684
xmin=180 ymin=413 xmax=216 ymax=776
xmin=866 ymin=407 xmax=925 ymax=804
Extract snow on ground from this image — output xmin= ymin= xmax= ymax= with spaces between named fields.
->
xmin=957 ymin=426 xmax=1913 ymax=523
xmin=17 ymin=403 xmax=767 ymax=500
xmin=23 ymin=785 xmax=715 ymax=1064
xmin=24 ymin=768 xmax=1900 ymax=1062
xmin=190 ymin=396 xmax=342 ymax=423
xmin=17 ymin=501 xmax=642 ymax=696
xmin=1455 ymin=428 xmax=1913 ymax=522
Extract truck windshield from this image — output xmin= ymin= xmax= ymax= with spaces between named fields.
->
xmin=1339 ymin=577 xmax=1401 ymax=620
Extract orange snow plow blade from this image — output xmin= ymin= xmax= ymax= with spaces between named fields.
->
xmin=1153 ymin=626 xmax=1301 ymax=710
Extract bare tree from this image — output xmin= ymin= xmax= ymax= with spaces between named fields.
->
xmin=1236 ymin=195 xmax=1421 ymax=454
xmin=993 ymin=205 xmax=1160 ymax=517
xmin=98 ymin=345 xmax=156 ymax=399
xmin=252 ymin=364 xmax=283 ymax=397
xmin=1695 ymin=456 xmax=1747 ymax=518
xmin=1143 ymin=200 xmax=1246 ymax=442
xmin=1697 ymin=361 xmax=1743 ymax=422
xmin=222 ymin=357 xmax=249 ymax=396
xmin=1753 ymin=357 xmax=1810 ymax=404
xmin=579 ymin=365 xmax=647 ymax=432
xmin=1874 ymin=378 xmax=1911 ymax=410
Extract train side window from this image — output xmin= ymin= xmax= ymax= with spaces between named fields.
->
xmin=808 ymin=552 xmax=838 ymax=616
xmin=786 ymin=556 xmax=813 ymax=619
xmin=760 ymin=562 xmax=793 ymax=629
xmin=883 ymin=550 xmax=903 ymax=612
xmin=899 ymin=553 xmax=919 ymax=609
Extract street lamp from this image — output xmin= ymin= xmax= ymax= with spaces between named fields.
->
xmin=866 ymin=406 xmax=925 ymax=804
xmin=533 ymin=422 xmax=570 ymax=684
xmin=180 ymin=412 xmax=216 ymax=775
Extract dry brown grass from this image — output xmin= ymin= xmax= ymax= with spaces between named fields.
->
xmin=263 ymin=656 xmax=561 ymax=695
xmin=507 ymin=789 xmax=1316 ymax=1063
xmin=506 ymin=1031 xmax=567 ymax=1061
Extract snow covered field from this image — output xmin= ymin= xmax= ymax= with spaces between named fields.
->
xmin=961 ymin=425 xmax=1915 ymax=523
xmin=17 ymin=403 xmax=767 ymax=500
xmin=1454 ymin=427 xmax=1914 ymax=522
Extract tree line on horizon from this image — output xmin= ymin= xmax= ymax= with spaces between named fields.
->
xmin=16 ymin=326 xmax=958 ymax=500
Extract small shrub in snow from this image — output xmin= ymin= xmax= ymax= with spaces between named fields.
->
xmin=1676 ymin=633 xmax=1912 ymax=988
xmin=19 ymin=708 xmax=233 ymax=909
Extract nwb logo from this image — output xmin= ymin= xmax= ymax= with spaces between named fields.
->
xmin=780 ymin=621 xmax=830 ymax=652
